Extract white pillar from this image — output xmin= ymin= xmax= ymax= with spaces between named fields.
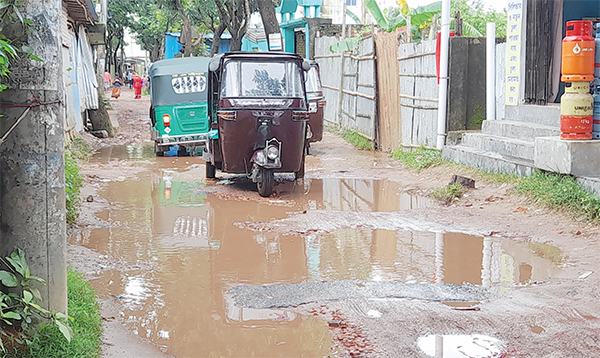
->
xmin=436 ymin=0 xmax=451 ymax=150
xmin=486 ymin=22 xmax=496 ymax=120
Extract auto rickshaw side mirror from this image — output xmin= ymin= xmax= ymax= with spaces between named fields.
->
xmin=302 ymin=60 xmax=311 ymax=72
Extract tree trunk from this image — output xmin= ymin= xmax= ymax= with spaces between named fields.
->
xmin=211 ymin=23 xmax=226 ymax=55
xmin=256 ymin=0 xmax=280 ymax=45
xmin=230 ymin=34 xmax=243 ymax=51
xmin=175 ymin=0 xmax=193 ymax=57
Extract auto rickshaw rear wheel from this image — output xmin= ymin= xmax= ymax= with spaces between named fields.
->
xmin=205 ymin=161 xmax=216 ymax=179
xmin=256 ymin=168 xmax=274 ymax=197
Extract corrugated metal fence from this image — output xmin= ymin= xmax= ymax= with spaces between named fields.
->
xmin=315 ymin=36 xmax=378 ymax=144
xmin=397 ymin=40 xmax=438 ymax=147
xmin=315 ymin=36 xmax=441 ymax=150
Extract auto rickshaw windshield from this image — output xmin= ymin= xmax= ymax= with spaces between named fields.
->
xmin=221 ymin=60 xmax=304 ymax=98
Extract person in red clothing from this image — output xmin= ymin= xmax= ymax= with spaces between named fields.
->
xmin=132 ymin=72 xmax=143 ymax=99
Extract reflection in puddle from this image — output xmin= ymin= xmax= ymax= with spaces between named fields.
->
xmin=284 ymin=178 xmax=436 ymax=212
xmin=418 ymin=334 xmax=505 ymax=358
xmin=93 ymin=144 xmax=156 ymax=162
xmin=309 ymin=229 xmax=558 ymax=288
xmin=75 ymin=152 xmax=562 ymax=356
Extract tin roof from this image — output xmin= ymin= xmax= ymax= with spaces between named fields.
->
xmin=63 ymin=0 xmax=98 ymax=23
xmin=244 ymin=28 xmax=267 ymax=44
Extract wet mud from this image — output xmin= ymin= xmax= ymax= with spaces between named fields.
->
xmin=71 ymin=95 xmax=600 ymax=358
xmin=70 ymin=142 xmax=572 ymax=358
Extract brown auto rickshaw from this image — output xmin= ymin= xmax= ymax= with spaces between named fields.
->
xmin=305 ymin=62 xmax=325 ymax=149
xmin=203 ymin=52 xmax=311 ymax=197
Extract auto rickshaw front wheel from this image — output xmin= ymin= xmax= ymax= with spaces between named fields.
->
xmin=256 ymin=168 xmax=274 ymax=197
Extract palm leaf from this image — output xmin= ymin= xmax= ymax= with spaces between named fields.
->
xmin=455 ymin=19 xmax=483 ymax=37
xmin=409 ymin=11 xmax=440 ymax=27
xmin=330 ymin=37 xmax=361 ymax=53
xmin=408 ymin=1 xmax=441 ymax=14
xmin=346 ymin=9 xmax=362 ymax=24
xmin=388 ymin=14 xmax=406 ymax=30
xmin=365 ymin=0 xmax=390 ymax=31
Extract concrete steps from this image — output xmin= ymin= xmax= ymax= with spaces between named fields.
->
xmin=442 ymin=104 xmax=560 ymax=175
xmin=481 ymin=120 xmax=560 ymax=142
xmin=442 ymin=145 xmax=534 ymax=176
xmin=461 ymin=133 xmax=534 ymax=160
xmin=505 ymin=103 xmax=560 ymax=127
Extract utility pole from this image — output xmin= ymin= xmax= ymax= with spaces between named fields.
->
xmin=0 ymin=0 xmax=67 ymax=312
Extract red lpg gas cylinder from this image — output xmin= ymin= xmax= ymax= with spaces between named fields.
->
xmin=562 ymin=20 xmax=595 ymax=82
xmin=561 ymin=82 xmax=593 ymax=140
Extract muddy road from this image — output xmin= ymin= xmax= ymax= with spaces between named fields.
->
xmin=69 ymin=88 xmax=600 ymax=357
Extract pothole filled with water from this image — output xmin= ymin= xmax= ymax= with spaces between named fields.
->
xmin=72 ymin=151 xmax=562 ymax=357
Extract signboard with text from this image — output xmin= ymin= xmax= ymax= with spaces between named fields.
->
xmin=505 ymin=0 xmax=523 ymax=105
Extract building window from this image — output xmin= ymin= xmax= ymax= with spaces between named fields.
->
xmin=346 ymin=0 xmax=356 ymax=6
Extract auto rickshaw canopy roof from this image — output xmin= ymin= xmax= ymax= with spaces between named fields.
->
xmin=149 ymin=57 xmax=211 ymax=107
xmin=208 ymin=51 xmax=306 ymax=73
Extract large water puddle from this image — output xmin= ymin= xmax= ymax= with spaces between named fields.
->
xmin=73 ymin=152 xmax=562 ymax=357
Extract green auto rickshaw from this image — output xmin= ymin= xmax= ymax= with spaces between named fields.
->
xmin=149 ymin=57 xmax=212 ymax=156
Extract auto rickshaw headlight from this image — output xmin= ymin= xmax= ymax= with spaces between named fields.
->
xmin=267 ymin=145 xmax=279 ymax=160
xmin=162 ymin=114 xmax=171 ymax=127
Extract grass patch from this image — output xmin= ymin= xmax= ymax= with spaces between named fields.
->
xmin=514 ymin=170 xmax=600 ymax=222
xmin=22 ymin=268 xmax=102 ymax=358
xmin=65 ymin=141 xmax=92 ymax=224
xmin=432 ymin=183 xmax=466 ymax=204
xmin=391 ymin=147 xmax=444 ymax=171
xmin=340 ymin=129 xmax=373 ymax=150
xmin=327 ymin=126 xmax=373 ymax=150
xmin=476 ymin=169 xmax=519 ymax=185
xmin=65 ymin=150 xmax=83 ymax=224
xmin=68 ymin=140 xmax=95 ymax=161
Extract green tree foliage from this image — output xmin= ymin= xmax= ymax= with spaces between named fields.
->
xmin=127 ymin=1 xmax=178 ymax=61
xmin=452 ymin=0 xmax=507 ymax=37
xmin=0 ymin=0 xmax=41 ymax=92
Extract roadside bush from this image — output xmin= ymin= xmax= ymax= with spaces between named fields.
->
xmin=23 ymin=268 xmax=102 ymax=358
xmin=0 ymin=250 xmax=72 ymax=355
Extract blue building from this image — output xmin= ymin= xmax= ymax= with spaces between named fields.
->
xmin=165 ymin=32 xmax=183 ymax=59
xmin=242 ymin=28 xmax=269 ymax=52
xmin=276 ymin=0 xmax=326 ymax=59
xmin=204 ymin=33 xmax=232 ymax=53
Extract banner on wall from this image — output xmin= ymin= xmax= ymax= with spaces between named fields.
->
xmin=505 ymin=0 xmax=523 ymax=106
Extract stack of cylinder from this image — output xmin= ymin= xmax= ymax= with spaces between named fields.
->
xmin=593 ymin=23 xmax=600 ymax=138
xmin=561 ymin=20 xmax=595 ymax=140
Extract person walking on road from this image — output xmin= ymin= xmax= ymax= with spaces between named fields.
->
xmin=132 ymin=72 xmax=143 ymax=99
xmin=103 ymin=71 xmax=111 ymax=93
xmin=111 ymin=75 xmax=123 ymax=99
xmin=127 ymin=71 xmax=133 ymax=89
